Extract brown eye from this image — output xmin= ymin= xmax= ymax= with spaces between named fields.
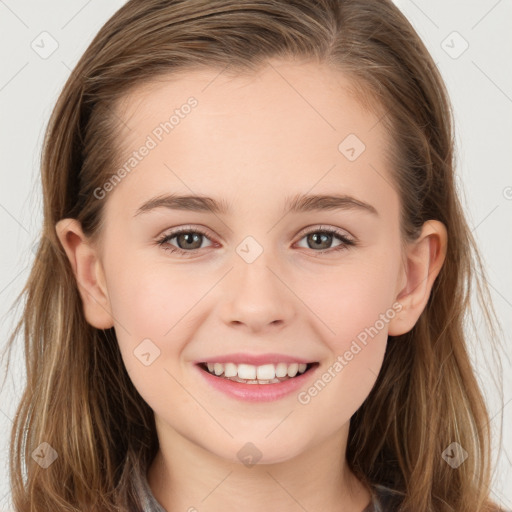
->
xmin=174 ymin=232 xmax=204 ymax=250
xmin=306 ymin=232 xmax=334 ymax=250
xmin=157 ymin=227 xmax=214 ymax=256
xmin=295 ymin=227 xmax=356 ymax=253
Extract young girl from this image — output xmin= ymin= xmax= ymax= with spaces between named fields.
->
xmin=3 ymin=0 xmax=507 ymax=510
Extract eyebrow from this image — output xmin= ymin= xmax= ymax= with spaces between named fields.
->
xmin=134 ymin=193 xmax=379 ymax=218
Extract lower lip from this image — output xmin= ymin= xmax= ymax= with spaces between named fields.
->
xmin=194 ymin=363 xmax=319 ymax=402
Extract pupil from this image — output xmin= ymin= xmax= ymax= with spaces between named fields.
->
xmin=310 ymin=233 xmax=330 ymax=249
xmin=179 ymin=233 xmax=201 ymax=249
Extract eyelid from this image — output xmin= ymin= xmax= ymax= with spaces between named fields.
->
xmin=295 ymin=224 xmax=354 ymax=240
xmin=156 ymin=223 xmax=357 ymax=256
xmin=156 ymin=224 xmax=216 ymax=245
xmin=157 ymin=224 xmax=354 ymax=242
xmin=157 ymin=224 xmax=216 ymax=241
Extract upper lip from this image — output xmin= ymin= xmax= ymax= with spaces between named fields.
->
xmin=195 ymin=353 xmax=317 ymax=366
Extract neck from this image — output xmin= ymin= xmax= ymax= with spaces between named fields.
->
xmin=147 ymin=422 xmax=371 ymax=512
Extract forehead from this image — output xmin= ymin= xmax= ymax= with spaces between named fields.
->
xmin=117 ymin=60 xmax=386 ymax=141
xmin=107 ymin=60 xmax=397 ymax=218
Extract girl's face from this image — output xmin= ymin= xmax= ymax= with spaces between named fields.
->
xmin=63 ymin=60 xmax=443 ymax=465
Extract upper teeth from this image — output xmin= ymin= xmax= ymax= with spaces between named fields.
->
xmin=206 ymin=362 xmax=308 ymax=380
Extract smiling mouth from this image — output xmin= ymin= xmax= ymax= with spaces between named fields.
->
xmin=197 ymin=362 xmax=319 ymax=384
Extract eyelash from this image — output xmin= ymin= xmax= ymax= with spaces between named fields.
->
xmin=156 ymin=225 xmax=357 ymax=257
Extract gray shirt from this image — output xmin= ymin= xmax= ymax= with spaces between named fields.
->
xmin=131 ymin=463 xmax=167 ymax=512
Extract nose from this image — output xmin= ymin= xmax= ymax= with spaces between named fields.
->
xmin=217 ymin=248 xmax=296 ymax=333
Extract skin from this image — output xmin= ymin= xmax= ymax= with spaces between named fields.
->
xmin=56 ymin=59 xmax=447 ymax=512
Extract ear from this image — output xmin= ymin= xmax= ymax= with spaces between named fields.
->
xmin=55 ymin=219 xmax=114 ymax=330
xmin=388 ymin=220 xmax=448 ymax=336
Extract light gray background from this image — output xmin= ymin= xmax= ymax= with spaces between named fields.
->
xmin=0 ymin=1 xmax=511 ymax=510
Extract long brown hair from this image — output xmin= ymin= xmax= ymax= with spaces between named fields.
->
xmin=2 ymin=0 xmax=506 ymax=510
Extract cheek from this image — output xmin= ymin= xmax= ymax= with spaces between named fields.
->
xmin=104 ymin=256 xmax=195 ymax=386
xmin=106 ymin=255 xmax=201 ymax=339
xmin=298 ymin=273 xmax=391 ymax=424
xmin=303 ymin=258 xmax=397 ymax=348
xmin=295 ymin=258 xmax=396 ymax=410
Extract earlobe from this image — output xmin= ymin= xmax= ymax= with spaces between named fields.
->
xmin=55 ymin=219 xmax=114 ymax=330
xmin=388 ymin=220 xmax=448 ymax=336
